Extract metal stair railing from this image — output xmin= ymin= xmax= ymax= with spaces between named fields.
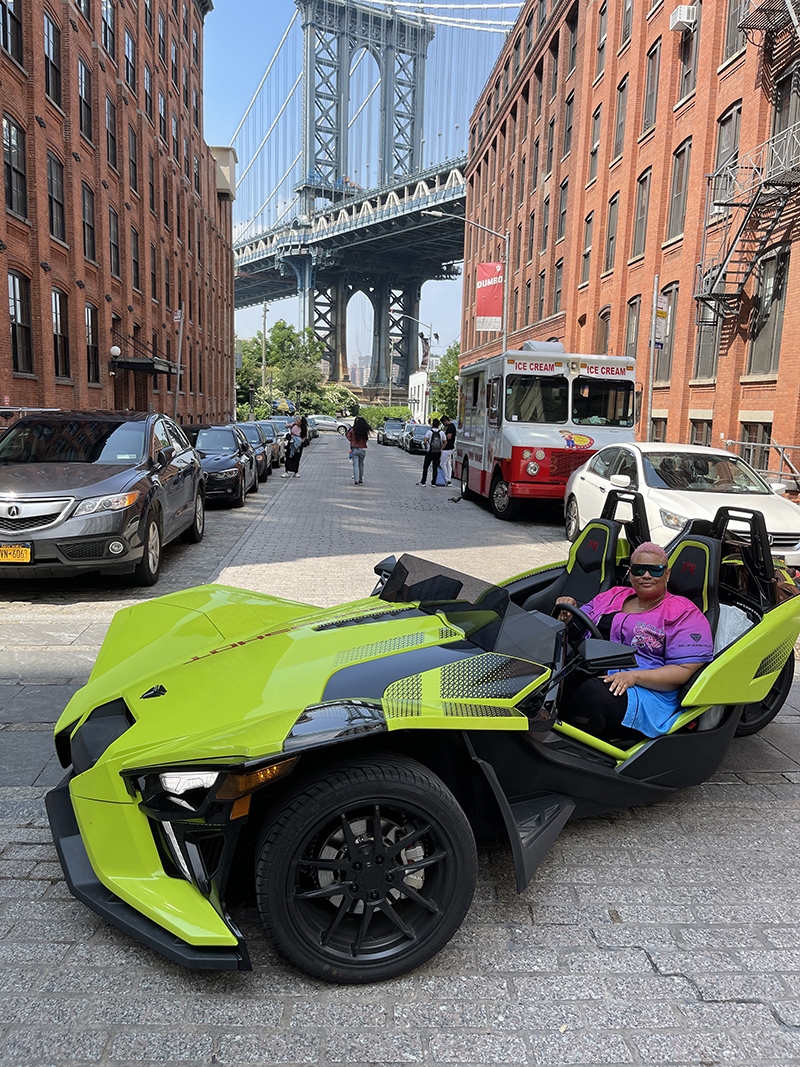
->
xmin=739 ymin=0 xmax=800 ymax=42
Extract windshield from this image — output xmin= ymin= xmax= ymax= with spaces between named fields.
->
xmin=572 ymin=378 xmax=634 ymax=427
xmin=643 ymin=452 xmax=771 ymax=494
xmin=258 ymin=424 xmax=276 ymax=439
xmin=505 ymin=375 xmax=568 ymax=423
xmin=0 ymin=418 xmax=146 ymax=464
xmin=238 ymin=424 xmax=261 ymax=444
xmin=384 ymin=419 xmax=404 ymax=430
xmin=190 ymin=428 xmax=237 ymax=453
xmin=413 ymin=426 xmax=430 ymax=438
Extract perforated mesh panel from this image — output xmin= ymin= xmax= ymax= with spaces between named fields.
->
xmin=383 ymin=675 xmax=423 ymax=719
xmin=439 ymin=654 xmax=534 ymax=700
xmin=442 ymin=702 xmax=517 ymax=718
xmin=332 ymin=627 xmax=461 ymax=668
xmin=755 ymin=638 xmax=794 ymax=679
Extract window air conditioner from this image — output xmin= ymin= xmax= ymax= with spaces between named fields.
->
xmin=670 ymin=5 xmax=697 ymax=32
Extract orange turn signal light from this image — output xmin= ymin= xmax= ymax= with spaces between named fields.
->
xmin=215 ymin=757 xmax=297 ymax=800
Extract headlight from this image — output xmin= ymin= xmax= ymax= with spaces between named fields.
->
xmin=74 ymin=491 xmax=139 ymax=517
xmin=659 ymin=508 xmax=689 ymax=531
xmin=159 ymin=771 xmax=220 ymax=795
xmin=526 ymin=461 xmax=540 ymax=476
xmin=535 ymin=449 xmax=546 ymax=460
xmin=210 ymin=467 xmax=239 ymax=479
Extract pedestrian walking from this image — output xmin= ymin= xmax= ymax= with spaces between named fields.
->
xmin=346 ymin=416 xmax=370 ymax=485
xmin=419 ymin=419 xmax=444 ymax=486
xmin=281 ymin=417 xmax=304 ymax=478
xmin=440 ymin=415 xmax=456 ymax=486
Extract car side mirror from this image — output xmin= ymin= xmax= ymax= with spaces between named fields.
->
xmin=772 ymin=483 xmax=787 ymax=495
xmin=610 ymin=474 xmax=631 ymax=488
xmin=374 ymin=555 xmax=397 ymax=577
xmin=578 ymin=638 xmax=638 ymax=672
xmin=155 ymin=445 xmax=175 ymax=468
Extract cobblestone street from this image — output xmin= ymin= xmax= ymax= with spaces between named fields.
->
xmin=2 ymin=435 xmax=800 ymax=1066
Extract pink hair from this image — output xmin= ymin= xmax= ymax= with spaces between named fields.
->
xmin=631 ymin=541 xmax=669 ymax=564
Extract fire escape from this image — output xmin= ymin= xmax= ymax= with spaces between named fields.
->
xmin=693 ymin=0 xmax=800 ymax=318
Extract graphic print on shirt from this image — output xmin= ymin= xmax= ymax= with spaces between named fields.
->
xmin=630 ymin=622 xmax=666 ymax=656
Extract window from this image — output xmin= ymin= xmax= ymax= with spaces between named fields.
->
xmin=52 ymin=288 xmax=70 ymax=378
xmin=1 ymin=0 xmax=23 ymax=63
xmin=557 ymin=177 xmax=568 ymax=240
xmin=192 ymin=87 xmax=199 ymax=129
xmin=541 ymin=195 xmax=550 ymax=250
xmin=172 ymin=113 xmax=179 ymax=160
xmin=171 ymin=38 xmax=178 ymax=87
xmin=183 ymin=136 xmax=190 ymax=178
xmin=553 ymin=259 xmax=563 ymax=313
xmin=164 ymin=254 xmax=171 ymax=308
xmin=183 ymin=66 xmax=189 ymax=109
xmin=182 ymin=1 xmax=188 ymax=38
xmin=625 ymin=296 xmax=640 ymax=360
xmin=177 ymin=267 xmax=182 ymax=309
xmin=748 ymin=249 xmax=788 ymax=376
xmin=513 ymin=36 xmax=520 ymax=75
xmin=106 ymin=96 xmax=117 ymax=167
xmin=47 ymin=152 xmax=65 ymax=241
xmin=538 ymin=270 xmax=546 ymax=320
xmin=82 ymin=183 xmax=95 ymax=260
xmin=694 ymin=303 xmax=721 ymax=379
xmin=124 ymin=29 xmax=136 ymax=90
xmin=650 ymin=419 xmax=667 ymax=443
xmin=642 ymin=38 xmax=660 ymax=133
xmin=144 ymin=0 xmax=153 ymax=36
xmin=3 ymin=114 xmax=26 ymax=217
xmin=550 ymin=40 xmax=558 ymax=98
xmin=144 ymin=65 xmax=153 ymax=121
xmin=192 ymin=26 xmax=198 ymax=66
xmin=8 ymin=270 xmax=33 ymax=373
xmin=546 ymin=116 xmax=555 ymax=173
xmin=532 ymin=137 xmax=539 ymax=189
xmin=667 ymin=139 xmax=691 ymax=239
xmin=525 ymin=280 xmax=531 ymax=323
xmin=596 ymin=2 xmax=607 ymax=77
xmin=176 ymin=193 xmax=181 ymax=239
xmin=567 ymin=11 xmax=577 ymax=72
xmin=158 ymin=91 xmax=166 ymax=141
xmin=604 ymin=193 xmax=619 ymax=272
xmin=158 ymin=9 xmax=165 ymax=61
xmin=44 ymin=11 xmax=61 ymax=106
xmin=128 ymin=125 xmax=138 ymax=191
xmin=678 ymin=0 xmax=701 ymax=100
xmin=655 ymin=283 xmax=678 ymax=380
xmin=527 ymin=210 xmax=535 ymax=260
xmin=621 ymin=0 xmax=633 ymax=45
xmin=148 ymin=153 xmax=155 ymax=211
xmin=614 ymin=77 xmax=628 ymax=158
xmin=563 ymin=92 xmax=573 ymax=156
xmin=150 ymin=243 xmax=158 ymax=300
xmin=102 ymin=0 xmax=115 ymax=60
xmin=512 ymin=287 xmax=518 ymax=330
xmin=712 ymin=101 xmax=741 ymax=208
xmin=109 ymin=206 xmax=120 ymax=276
xmin=537 ymin=0 xmax=546 ymax=29
xmin=79 ymin=60 xmax=92 ymax=140
xmin=535 ymin=63 xmax=543 ymax=118
xmin=724 ymin=0 xmax=746 ymax=59
xmin=86 ymin=304 xmax=100 ymax=383
xmin=163 ymin=172 xmax=169 ymax=225
xmin=131 ymin=227 xmax=140 ymax=290
xmin=515 ymin=223 xmax=522 ymax=271
xmin=589 ymin=105 xmax=601 ymax=182
xmin=632 ymin=169 xmax=651 ymax=258
xmin=689 ymin=420 xmax=712 ymax=448
xmin=596 ymin=307 xmax=611 ymax=354
xmin=520 ymin=155 xmax=526 ymax=202
xmin=581 ymin=213 xmax=593 ymax=284
xmin=740 ymin=422 xmax=772 ymax=471
xmin=525 ymin=13 xmax=533 ymax=51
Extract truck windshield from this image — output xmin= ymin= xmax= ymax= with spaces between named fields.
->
xmin=505 ymin=375 xmax=568 ymax=424
xmin=572 ymin=378 xmax=634 ymax=427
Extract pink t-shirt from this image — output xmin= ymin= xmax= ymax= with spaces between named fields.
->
xmin=583 ymin=587 xmax=713 ymax=670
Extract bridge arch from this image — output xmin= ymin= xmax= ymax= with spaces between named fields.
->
xmin=346 ymin=47 xmax=383 ymax=191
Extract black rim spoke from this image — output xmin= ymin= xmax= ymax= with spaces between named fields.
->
xmin=352 ymin=902 xmax=377 ymax=955
xmin=392 ymin=881 xmax=441 ymax=915
xmin=339 ymin=812 xmax=360 ymax=858
xmin=320 ymin=895 xmax=351 ymax=947
xmin=371 ymin=804 xmax=384 ymax=858
xmin=398 ymin=847 xmax=448 ymax=874
xmin=302 ymin=857 xmax=348 ymax=873
xmin=295 ymin=882 xmax=345 ymax=901
xmin=386 ymin=822 xmax=430 ymax=859
xmin=378 ymin=897 xmax=418 ymax=938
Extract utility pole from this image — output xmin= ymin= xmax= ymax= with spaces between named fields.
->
xmin=261 ymin=303 xmax=267 ymax=389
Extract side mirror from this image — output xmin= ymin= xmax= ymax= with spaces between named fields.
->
xmin=374 ymin=555 xmax=397 ymax=577
xmin=578 ymin=638 xmax=638 ymax=672
xmin=610 ymin=474 xmax=631 ymax=488
xmin=772 ymin=483 xmax=788 ymax=495
xmin=155 ymin=445 xmax=175 ymax=468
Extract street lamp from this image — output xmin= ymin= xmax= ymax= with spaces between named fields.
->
xmin=248 ymin=378 xmax=255 ymax=421
xmin=423 ymin=209 xmax=510 ymax=356
xmin=295 ymin=380 xmax=301 ymax=412
xmin=108 ymin=344 xmax=121 ymax=378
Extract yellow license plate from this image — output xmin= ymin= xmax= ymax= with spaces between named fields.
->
xmin=0 ymin=543 xmax=32 ymax=563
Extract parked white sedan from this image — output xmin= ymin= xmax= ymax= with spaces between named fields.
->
xmin=307 ymin=414 xmax=351 ymax=434
xmin=564 ymin=442 xmax=800 ymax=565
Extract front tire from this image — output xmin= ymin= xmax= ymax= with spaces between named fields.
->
xmin=565 ymin=496 xmax=581 ymax=542
xmin=180 ymin=491 xmax=205 ymax=544
xmin=337 ymin=425 xmax=347 ymax=435
xmin=735 ymin=655 xmax=795 ymax=736
xmin=255 ymin=755 xmax=477 ymax=984
xmin=133 ymin=513 xmax=162 ymax=586
xmin=490 ymin=473 xmax=519 ymax=520
xmin=460 ymin=460 xmax=474 ymax=501
xmin=231 ymin=475 xmax=246 ymax=509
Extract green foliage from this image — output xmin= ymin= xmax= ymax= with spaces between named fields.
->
xmin=318 ymin=383 xmax=361 ymax=417
xmin=358 ymin=405 xmax=412 ymax=429
xmin=429 ymin=341 xmax=460 ymax=418
xmin=235 ymin=320 xmax=327 ymax=410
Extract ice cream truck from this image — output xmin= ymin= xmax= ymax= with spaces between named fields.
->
xmin=455 ymin=341 xmax=637 ymax=520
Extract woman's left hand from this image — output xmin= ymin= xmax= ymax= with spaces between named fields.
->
xmin=602 ymin=670 xmax=637 ymax=696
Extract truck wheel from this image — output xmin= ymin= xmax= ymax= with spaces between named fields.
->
xmin=255 ymin=755 xmax=476 ymax=984
xmin=490 ymin=473 xmax=519 ymax=520
xmin=735 ymin=655 xmax=795 ymax=736
xmin=460 ymin=460 xmax=474 ymax=501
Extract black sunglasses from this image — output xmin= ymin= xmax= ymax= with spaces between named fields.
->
xmin=629 ymin=562 xmax=668 ymax=578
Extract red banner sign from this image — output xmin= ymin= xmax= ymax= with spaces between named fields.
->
xmin=476 ymin=262 xmax=503 ymax=332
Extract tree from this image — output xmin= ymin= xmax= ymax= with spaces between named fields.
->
xmin=429 ymin=341 xmax=460 ymax=418
xmin=235 ymin=320 xmax=328 ymax=412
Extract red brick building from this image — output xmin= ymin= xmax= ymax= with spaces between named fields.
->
xmin=1 ymin=0 xmax=235 ymax=422
xmin=462 ymin=0 xmax=800 ymax=465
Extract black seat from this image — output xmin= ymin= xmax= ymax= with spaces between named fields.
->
xmin=667 ymin=535 xmax=721 ymax=633
xmin=522 ymin=519 xmax=622 ymax=613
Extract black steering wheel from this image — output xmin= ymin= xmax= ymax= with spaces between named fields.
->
xmin=550 ymin=601 xmax=603 ymax=641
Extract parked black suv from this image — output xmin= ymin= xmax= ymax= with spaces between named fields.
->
xmin=0 ymin=411 xmax=205 ymax=585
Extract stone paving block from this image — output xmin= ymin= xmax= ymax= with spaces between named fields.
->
xmin=14 ymin=995 xmax=90 ymax=1025
xmin=217 ymin=1032 xmax=321 ymax=1064
xmin=648 ymin=949 xmax=742 ymax=974
xmin=488 ymin=1002 xmax=581 ymax=1031
xmin=108 ymin=1030 xmax=214 ymax=1062
xmin=0 ymin=968 xmax=39 ymax=994
xmin=581 ymin=1000 xmax=678 ymax=1030
xmin=678 ymin=926 xmax=766 ymax=949
xmin=394 ymin=1001 xmax=490 ymax=1029
xmin=737 ymin=948 xmax=800 ymax=971
xmin=528 ymin=1031 xmax=634 ymax=1065
xmin=602 ymin=974 xmax=698 ymax=1000
xmin=0 ymin=1029 xmax=107 ymax=1063
xmin=82 ymin=997 xmax=187 ymax=1026
xmin=634 ymin=1031 xmax=741 ymax=1064
xmin=589 ymin=923 xmax=679 ymax=949
xmin=693 ymin=973 xmax=789 ymax=1000
xmin=323 ymin=1031 xmax=424 ymax=1063
xmin=514 ymin=976 xmax=605 ymax=1001
xmin=0 ymin=941 xmax=68 ymax=965
xmin=416 ymin=976 xmax=510 ymax=1001
xmin=40 ymin=969 xmax=139 ymax=995
xmin=427 ymin=1032 xmax=529 ymax=1064
xmin=736 ymin=1029 xmax=800 ymax=1061
xmin=775 ymin=999 xmax=800 ymax=1025
xmin=763 ymin=927 xmax=800 ymax=948
xmin=565 ymin=948 xmax=653 ymax=974
xmin=677 ymin=1001 xmax=782 ymax=1028
xmin=287 ymin=1001 xmax=385 ymax=1028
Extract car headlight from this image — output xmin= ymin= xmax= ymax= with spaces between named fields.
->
xmin=526 ymin=461 xmax=540 ymax=476
xmin=210 ymin=467 xmax=240 ymax=479
xmin=74 ymin=491 xmax=139 ymax=517
xmin=659 ymin=508 xmax=689 ymax=531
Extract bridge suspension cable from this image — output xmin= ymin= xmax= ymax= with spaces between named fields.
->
xmin=236 ymin=73 xmax=302 ymax=190
xmin=229 ymin=10 xmax=298 ymax=146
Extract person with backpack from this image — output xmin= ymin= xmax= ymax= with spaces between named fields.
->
xmin=346 ymin=416 xmax=370 ymax=485
xmin=419 ymin=419 xmax=444 ymax=486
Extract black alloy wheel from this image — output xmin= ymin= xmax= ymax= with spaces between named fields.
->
xmin=255 ymin=755 xmax=477 ymax=983
xmin=259 ymin=456 xmax=269 ymax=482
xmin=490 ymin=473 xmax=519 ymax=520
xmin=248 ymin=464 xmax=259 ymax=493
xmin=231 ymin=474 xmax=246 ymax=509
xmin=132 ymin=512 xmax=162 ymax=586
xmin=565 ymin=496 xmax=581 ymax=543
xmin=180 ymin=491 xmax=205 ymax=544
xmin=734 ymin=655 xmax=795 ymax=737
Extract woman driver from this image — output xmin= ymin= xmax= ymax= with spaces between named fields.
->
xmin=555 ymin=542 xmax=714 ymax=742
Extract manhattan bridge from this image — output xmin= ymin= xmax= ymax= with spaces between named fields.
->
xmin=231 ymin=0 xmax=517 ymax=389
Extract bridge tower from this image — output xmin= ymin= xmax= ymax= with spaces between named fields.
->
xmin=294 ymin=0 xmax=434 ymax=388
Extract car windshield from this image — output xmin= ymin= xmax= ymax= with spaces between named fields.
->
xmin=258 ymin=424 xmax=276 ymax=439
xmin=572 ymin=377 xmax=634 ymax=427
xmin=384 ymin=420 xmax=404 ymax=430
xmin=643 ymin=452 xmax=770 ymax=494
xmin=238 ymin=424 xmax=262 ymax=444
xmin=191 ymin=428 xmax=237 ymax=453
xmin=413 ymin=426 xmax=430 ymax=437
xmin=505 ymin=375 xmax=568 ymax=423
xmin=0 ymin=418 xmax=146 ymax=464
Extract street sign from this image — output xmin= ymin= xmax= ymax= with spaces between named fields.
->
xmin=173 ymin=309 xmax=182 ymax=323
xmin=653 ymin=294 xmax=668 ymax=349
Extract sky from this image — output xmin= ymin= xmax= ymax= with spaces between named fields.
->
xmin=202 ymin=0 xmax=477 ymax=364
